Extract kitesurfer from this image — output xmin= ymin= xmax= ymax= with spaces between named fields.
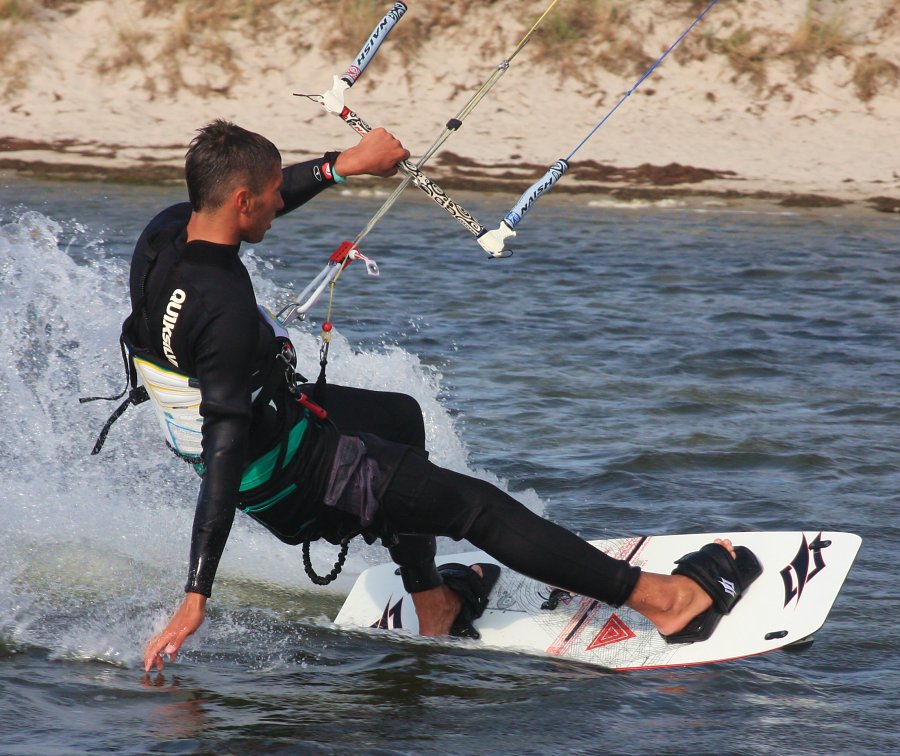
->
xmin=128 ymin=120 xmax=761 ymax=673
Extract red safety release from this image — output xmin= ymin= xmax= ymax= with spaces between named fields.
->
xmin=296 ymin=392 xmax=328 ymax=421
xmin=329 ymin=240 xmax=356 ymax=264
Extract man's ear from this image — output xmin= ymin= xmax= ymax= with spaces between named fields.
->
xmin=233 ymin=186 xmax=253 ymax=215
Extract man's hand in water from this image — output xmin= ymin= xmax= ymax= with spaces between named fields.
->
xmin=144 ymin=592 xmax=207 ymax=672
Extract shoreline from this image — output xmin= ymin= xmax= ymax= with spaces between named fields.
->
xmin=3 ymin=1 xmax=900 ymax=217
xmin=3 ymin=138 xmax=898 ymax=216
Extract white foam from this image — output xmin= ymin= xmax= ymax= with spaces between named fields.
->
xmin=0 ymin=208 xmax=542 ymax=663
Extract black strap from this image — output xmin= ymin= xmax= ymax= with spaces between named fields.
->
xmin=88 ymin=386 xmax=150 ymax=455
xmin=314 ymin=353 xmax=328 ymax=407
xmin=82 ymin=221 xmax=178 ymax=455
xmin=80 ymin=334 xmax=148 ymax=455
xmin=79 ymin=336 xmax=133 ymax=404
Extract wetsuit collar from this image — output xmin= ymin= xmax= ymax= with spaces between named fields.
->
xmin=182 ymin=238 xmax=241 ymax=261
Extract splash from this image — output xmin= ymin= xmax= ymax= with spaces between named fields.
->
xmin=0 ymin=207 xmax=538 ymax=665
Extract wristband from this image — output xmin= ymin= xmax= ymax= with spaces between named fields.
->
xmin=331 ymin=164 xmax=348 ymax=184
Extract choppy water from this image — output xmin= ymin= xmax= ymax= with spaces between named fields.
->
xmin=1 ymin=177 xmax=898 ymax=754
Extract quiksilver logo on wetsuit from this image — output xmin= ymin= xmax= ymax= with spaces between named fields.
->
xmin=162 ymin=288 xmax=186 ymax=367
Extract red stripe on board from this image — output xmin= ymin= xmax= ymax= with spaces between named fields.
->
xmin=546 ymin=598 xmax=601 ymax=655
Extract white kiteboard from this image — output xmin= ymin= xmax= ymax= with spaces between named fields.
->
xmin=334 ymin=531 xmax=861 ymax=670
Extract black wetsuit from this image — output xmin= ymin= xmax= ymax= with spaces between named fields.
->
xmin=126 ymin=157 xmax=641 ymax=607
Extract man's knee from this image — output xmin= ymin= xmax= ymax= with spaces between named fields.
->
xmin=381 ymin=391 xmax=426 ymax=448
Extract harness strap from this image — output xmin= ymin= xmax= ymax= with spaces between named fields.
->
xmin=314 ymin=357 xmax=328 ymax=407
xmin=88 ymin=386 xmax=150 ymax=455
xmin=83 ymin=218 xmax=179 ymax=454
xmin=80 ymin=334 xmax=148 ymax=454
xmin=79 ymin=335 xmax=134 ymax=404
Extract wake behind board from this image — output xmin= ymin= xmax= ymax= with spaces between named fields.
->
xmin=335 ymin=531 xmax=861 ymax=671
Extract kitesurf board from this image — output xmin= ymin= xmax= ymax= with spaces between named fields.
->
xmin=334 ymin=531 xmax=861 ymax=670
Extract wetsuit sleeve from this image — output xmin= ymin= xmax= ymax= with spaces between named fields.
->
xmin=184 ymin=306 xmax=258 ymax=597
xmin=278 ymin=152 xmax=342 ymax=216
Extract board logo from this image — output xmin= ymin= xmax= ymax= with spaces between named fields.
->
xmin=780 ymin=532 xmax=830 ymax=607
xmin=586 ymin=613 xmax=636 ymax=650
xmin=372 ymin=596 xmax=403 ymax=629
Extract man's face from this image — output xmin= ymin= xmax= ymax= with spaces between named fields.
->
xmin=241 ymin=165 xmax=284 ymax=243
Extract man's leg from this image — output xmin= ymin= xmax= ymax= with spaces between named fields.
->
xmin=301 ymin=383 xmax=425 ymax=448
xmin=309 ymin=385 xmax=457 ymax=631
xmin=379 ymin=453 xmax=736 ymax=636
xmin=382 ymin=459 xmax=639 ymax=605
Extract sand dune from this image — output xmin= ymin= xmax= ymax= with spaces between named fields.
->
xmin=1 ymin=0 xmax=898 ymax=212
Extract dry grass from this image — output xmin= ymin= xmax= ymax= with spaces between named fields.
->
xmin=528 ymin=0 xmax=655 ymax=80
xmin=93 ymin=0 xmax=286 ymax=97
xmin=155 ymin=5 xmax=243 ymax=97
xmin=316 ymin=0 xmax=489 ymax=67
xmin=0 ymin=0 xmax=37 ymax=92
xmin=95 ymin=27 xmax=153 ymax=76
xmin=675 ymin=19 xmax=784 ymax=93
xmin=875 ymin=0 xmax=900 ymax=30
xmin=317 ymin=0 xmax=652 ymax=77
xmin=0 ymin=1 xmax=95 ymax=88
xmin=2 ymin=0 xmax=899 ymax=104
xmin=320 ymin=0 xmax=399 ymax=52
xmin=675 ymin=1 xmax=877 ymax=94
xmin=785 ymin=2 xmax=859 ymax=78
xmin=0 ymin=0 xmax=39 ymax=20
xmin=712 ymin=25 xmax=781 ymax=90
xmin=1 ymin=0 xmax=85 ymax=18
xmin=853 ymin=53 xmax=900 ymax=101
xmin=141 ymin=0 xmax=282 ymax=28
xmin=0 ymin=29 xmax=27 ymax=94
xmin=536 ymin=0 xmax=610 ymax=48
xmin=678 ymin=0 xmax=719 ymax=14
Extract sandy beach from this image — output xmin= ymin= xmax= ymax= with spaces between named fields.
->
xmin=1 ymin=0 xmax=899 ymax=212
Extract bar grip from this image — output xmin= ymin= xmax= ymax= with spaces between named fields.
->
xmin=503 ymin=159 xmax=569 ymax=229
xmin=341 ymin=2 xmax=408 ymax=86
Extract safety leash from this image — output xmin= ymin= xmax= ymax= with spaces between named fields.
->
xmin=302 ymin=538 xmax=350 ymax=585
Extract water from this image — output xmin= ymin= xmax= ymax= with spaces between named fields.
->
xmin=1 ymin=178 xmax=898 ymax=754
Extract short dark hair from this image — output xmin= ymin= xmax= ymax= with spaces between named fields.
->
xmin=185 ymin=120 xmax=282 ymax=211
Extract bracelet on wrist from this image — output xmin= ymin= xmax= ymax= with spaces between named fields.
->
xmin=331 ymin=164 xmax=348 ymax=184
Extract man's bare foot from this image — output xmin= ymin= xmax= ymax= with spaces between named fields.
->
xmin=626 ymin=538 xmax=736 ymax=637
xmin=413 ymin=565 xmax=483 ymax=636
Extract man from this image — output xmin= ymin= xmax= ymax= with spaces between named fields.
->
xmin=136 ymin=120 xmax=760 ymax=673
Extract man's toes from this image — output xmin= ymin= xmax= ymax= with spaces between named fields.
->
xmin=714 ymin=538 xmax=736 ymax=559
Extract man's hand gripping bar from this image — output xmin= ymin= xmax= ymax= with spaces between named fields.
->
xmin=307 ymin=79 xmax=513 ymax=258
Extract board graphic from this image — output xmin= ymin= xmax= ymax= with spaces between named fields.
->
xmin=334 ymin=531 xmax=861 ymax=670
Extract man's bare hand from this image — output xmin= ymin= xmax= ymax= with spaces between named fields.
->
xmin=144 ymin=592 xmax=208 ymax=672
xmin=334 ymin=127 xmax=410 ymax=178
